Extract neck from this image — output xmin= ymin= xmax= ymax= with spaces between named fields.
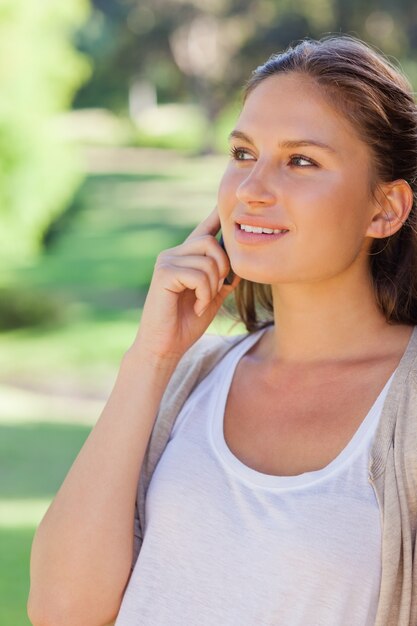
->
xmin=264 ymin=272 xmax=407 ymax=366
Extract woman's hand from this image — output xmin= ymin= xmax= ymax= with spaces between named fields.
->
xmin=129 ymin=207 xmax=240 ymax=361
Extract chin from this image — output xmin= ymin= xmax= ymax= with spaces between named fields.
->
xmin=232 ymin=263 xmax=286 ymax=285
xmin=243 ymin=277 xmax=273 ymax=286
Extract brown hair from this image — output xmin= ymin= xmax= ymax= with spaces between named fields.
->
xmin=222 ymin=34 xmax=417 ymax=332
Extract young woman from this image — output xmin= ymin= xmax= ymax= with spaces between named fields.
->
xmin=28 ymin=34 xmax=417 ymax=626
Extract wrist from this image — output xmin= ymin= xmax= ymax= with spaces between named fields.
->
xmin=123 ymin=341 xmax=181 ymax=372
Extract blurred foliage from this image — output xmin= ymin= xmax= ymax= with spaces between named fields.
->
xmin=0 ymin=0 xmax=91 ymax=265
xmin=0 ymin=154 xmax=239 ymax=372
xmin=74 ymin=0 xmax=417 ymax=152
xmin=0 ymin=286 xmax=64 ymax=330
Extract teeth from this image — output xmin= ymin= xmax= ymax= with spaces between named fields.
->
xmin=239 ymin=224 xmax=287 ymax=234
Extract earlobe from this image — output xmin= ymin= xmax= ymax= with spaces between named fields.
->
xmin=366 ymin=179 xmax=413 ymax=239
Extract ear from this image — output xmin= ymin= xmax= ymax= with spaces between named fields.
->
xmin=366 ymin=179 xmax=414 ymax=239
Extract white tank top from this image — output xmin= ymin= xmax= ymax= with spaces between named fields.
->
xmin=115 ymin=328 xmax=397 ymax=626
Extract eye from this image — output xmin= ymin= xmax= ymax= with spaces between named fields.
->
xmin=289 ymin=154 xmax=317 ymax=167
xmin=229 ymin=147 xmax=318 ymax=168
xmin=229 ymin=146 xmax=254 ymax=161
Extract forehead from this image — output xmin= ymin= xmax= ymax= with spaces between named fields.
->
xmin=237 ymin=72 xmax=367 ymax=157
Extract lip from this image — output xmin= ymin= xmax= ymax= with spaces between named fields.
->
xmin=234 ymin=222 xmax=289 ymax=244
xmin=235 ymin=216 xmax=289 ymax=231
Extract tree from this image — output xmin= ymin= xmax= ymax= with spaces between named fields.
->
xmin=74 ymin=0 xmax=417 ymax=152
xmin=0 ymin=0 xmax=91 ymax=263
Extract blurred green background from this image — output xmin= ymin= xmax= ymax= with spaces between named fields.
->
xmin=1 ymin=1 xmax=417 ymax=623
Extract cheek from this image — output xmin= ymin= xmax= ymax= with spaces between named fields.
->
xmin=298 ymin=172 xmax=367 ymax=231
xmin=217 ymin=166 xmax=242 ymax=212
xmin=293 ymin=176 xmax=370 ymax=262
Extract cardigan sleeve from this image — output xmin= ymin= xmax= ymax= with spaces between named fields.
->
xmin=129 ymin=330 xmax=247 ymax=572
xmin=129 ymin=343 xmax=200 ymax=570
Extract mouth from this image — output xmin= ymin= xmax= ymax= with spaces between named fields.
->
xmin=234 ymin=222 xmax=289 ymax=244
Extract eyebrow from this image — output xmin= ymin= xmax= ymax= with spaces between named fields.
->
xmin=228 ymin=130 xmax=337 ymax=154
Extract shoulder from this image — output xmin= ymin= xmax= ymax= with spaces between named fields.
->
xmin=182 ymin=330 xmax=248 ymax=361
xmin=169 ymin=330 xmax=250 ymax=388
xmin=143 ymin=330 xmax=251 ymax=472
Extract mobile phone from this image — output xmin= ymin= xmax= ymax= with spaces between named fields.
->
xmin=218 ymin=233 xmax=235 ymax=285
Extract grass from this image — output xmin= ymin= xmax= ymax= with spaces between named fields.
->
xmin=0 ymin=527 xmax=36 ymax=625
xmin=0 ymin=146 xmax=246 ymax=624
xmin=0 ymin=421 xmax=92 ymax=626
xmin=0 ymin=422 xmax=91 ymax=499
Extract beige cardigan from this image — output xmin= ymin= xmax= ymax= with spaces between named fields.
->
xmin=132 ymin=326 xmax=417 ymax=626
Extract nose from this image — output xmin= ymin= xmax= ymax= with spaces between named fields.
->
xmin=235 ymin=161 xmax=277 ymax=208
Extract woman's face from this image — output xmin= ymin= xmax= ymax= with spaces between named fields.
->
xmin=217 ymin=72 xmax=381 ymax=286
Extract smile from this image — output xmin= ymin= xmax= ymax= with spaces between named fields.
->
xmin=234 ymin=223 xmax=289 ymax=244
xmin=239 ymin=224 xmax=289 ymax=234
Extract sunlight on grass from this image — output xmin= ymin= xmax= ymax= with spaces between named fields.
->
xmin=0 ymin=499 xmax=50 ymax=528
xmin=0 ymin=313 xmax=139 ymax=374
xmin=0 ymin=384 xmax=104 ymax=425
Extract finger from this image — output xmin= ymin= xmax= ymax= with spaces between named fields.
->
xmin=198 ymin=273 xmax=242 ymax=318
xmin=184 ymin=206 xmax=221 ymax=242
xmin=162 ymin=254 xmax=221 ymax=300
xmin=166 ymin=235 xmax=230 ymax=281
xmin=158 ymin=264 xmax=213 ymax=312
xmin=218 ymin=271 xmax=241 ymax=293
